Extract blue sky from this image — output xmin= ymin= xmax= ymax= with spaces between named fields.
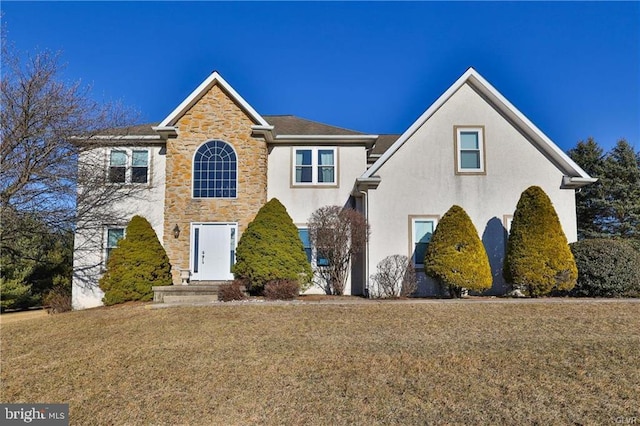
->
xmin=2 ymin=1 xmax=639 ymax=152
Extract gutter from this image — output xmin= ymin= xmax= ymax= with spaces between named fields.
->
xmin=561 ymin=176 xmax=599 ymax=189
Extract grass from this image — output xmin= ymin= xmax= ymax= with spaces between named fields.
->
xmin=1 ymin=300 xmax=639 ymax=425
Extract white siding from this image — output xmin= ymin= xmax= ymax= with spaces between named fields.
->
xmin=72 ymin=145 xmax=166 ymax=309
xmin=267 ymin=144 xmax=367 ymax=294
xmin=366 ymin=83 xmax=577 ymax=296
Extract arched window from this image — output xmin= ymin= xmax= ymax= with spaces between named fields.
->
xmin=193 ymin=140 xmax=237 ymax=198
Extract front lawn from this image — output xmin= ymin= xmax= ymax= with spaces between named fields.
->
xmin=1 ymin=300 xmax=638 ymax=424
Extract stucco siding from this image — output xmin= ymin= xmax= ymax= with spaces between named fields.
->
xmin=267 ymin=145 xmax=366 ymax=223
xmin=366 ymin=83 xmax=577 ymax=296
xmin=72 ymin=145 xmax=166 ymax=309
xmin=267 ymin=144 xmax=367 ymax=294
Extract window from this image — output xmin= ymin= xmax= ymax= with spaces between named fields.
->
xmin=193 ymin=140 xmax=237 ymax=198
xmin=454 ymin=126 xmax=485 ymax=174
xmin=298 ymin=227 xmax=329 ymax=267
xmin=294 ymin=147 xmax=336 ymax=185
xmin=298 ymin=228 xmax=313 ymax=263
xmin=108 ymin=149 xmax=149 ymax=184
xmin=410 ymin=217 xmax=438 ymax=267
xmin=131 ymin=150 xmax=149 ymax=183
xmin=105 ymin=227 xmax=125 ymax=263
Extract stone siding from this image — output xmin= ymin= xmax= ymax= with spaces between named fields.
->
xmin=163 ymin=84 xmax=268 ymax=284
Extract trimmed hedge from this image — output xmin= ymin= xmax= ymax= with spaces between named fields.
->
xmin=424 ymin=205 xmax=492 ymax=297
xmin=569 ymin=239 xmax=640 ymax=297
xmin=233 ymin=198 xmax=312 ymax=293
xmin=504 ymin=186 xmax=577 ymax=296
xmin=99 ymin=215 xmax=172 ymax=305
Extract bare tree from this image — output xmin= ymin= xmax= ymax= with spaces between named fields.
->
xmin=1 ymin=41 xmax=145 ymax=289
xmin=370 ymin=255 xmax=417 ymax=298
xmin=308 ymin=206 xmax=369 ymax=295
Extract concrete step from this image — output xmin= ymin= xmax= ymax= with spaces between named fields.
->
xmin=163 ymin=295 xmax=219 ymax=304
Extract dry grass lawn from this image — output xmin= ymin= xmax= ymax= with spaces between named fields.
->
xmin=1 ymin=300 xmax=639 ymax=425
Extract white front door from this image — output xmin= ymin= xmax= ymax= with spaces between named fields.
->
xmin=191 ymin=223 xmax=237 ymax=281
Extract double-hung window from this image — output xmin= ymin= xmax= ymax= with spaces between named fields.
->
xmin=294 ymin=147 xmax=337 ymax=185
xmin=108 ymin=149 xmax=149 ymax=184
xmin=410 ymin=216 xmax=438 ymax=267
xmin=105 ymin=227 xmax=125 ymax=264
xmin=454 ymin=126 xmax=485 ymax=174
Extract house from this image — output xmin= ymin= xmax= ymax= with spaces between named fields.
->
xmin=71 ymin=68 xmax=595 ymax=309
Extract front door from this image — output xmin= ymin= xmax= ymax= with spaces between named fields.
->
xmin=191 ymin=223 xmax=237 ymax=281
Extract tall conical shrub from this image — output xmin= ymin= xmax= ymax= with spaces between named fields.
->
xmin=99 ymin=215 xmax=172 ymax=305
xmin=233 ymin=198 xmax=312 ymax=293
xmin=504 ymin=186 xmax=577 ymax=296
xmin=424 ymin=205 xmax=492 ymax=297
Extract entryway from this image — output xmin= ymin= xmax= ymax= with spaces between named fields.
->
xmin=190 ymin=223 xmax=237 ymax=281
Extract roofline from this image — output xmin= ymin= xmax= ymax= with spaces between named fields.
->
xmin=158 ymin=71 xmax=269 ymax=128
xmin=87 ymin=135 xmax=162 ymax=140
xmin=362 ymin=67 xmax=593 ymax=181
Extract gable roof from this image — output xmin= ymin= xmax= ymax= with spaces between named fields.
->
xmin=361 ymin=67 xmax=595 ymax=187
xmin=157 ymin=71 xmax=270 ymax=128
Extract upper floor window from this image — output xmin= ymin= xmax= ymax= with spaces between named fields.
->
xmin=108 ymin=149 xmax=149 ymax=184
xmin=293 ymin=147 xmax=336 ymax=185
xmin=193 ymin=140 xmax=237 ymax=198
xmin=410 ymin=216 xmax=438 ymax=267
xmin=454 ymin=126 xmax=485 ymax=174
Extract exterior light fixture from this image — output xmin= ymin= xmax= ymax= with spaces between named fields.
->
xmin=173 ymin=224 xmax=180 ymax=239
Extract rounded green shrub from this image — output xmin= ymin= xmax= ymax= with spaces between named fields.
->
xmin=233 ymin=198 xmax=312 ymax=293
xmin=504 ymin=186 xmax=577 ymax=296
xmin=424 ymin=205 xmax=492 ymax=297
xmin=99 ymin=215 xmax=172 ymax=305
xmin=569 ymin=239 xmax=640 ymax=297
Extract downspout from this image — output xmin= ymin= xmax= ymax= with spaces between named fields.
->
xmin=358 ymin=189 xmax=370 ymax=298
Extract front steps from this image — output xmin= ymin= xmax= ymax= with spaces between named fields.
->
xmin=152 ymin=281 xmax=232 ymax=304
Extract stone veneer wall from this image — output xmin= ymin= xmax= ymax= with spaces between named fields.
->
xmin=163 ymin=84 xmax=268 ymax=284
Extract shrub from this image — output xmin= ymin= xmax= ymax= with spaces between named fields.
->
xmin=504 ymin=186 xmax=577 ymax=296
xmin=264 ymin=279 xmax=300 ymax=300
xmin=370 ymin=255 xmax=417 ymax=298
xmin=569 ymin=239 xmax=640 ymax=297
xmin=44 ymin=275 xmax=72 ymax=314
xmin=233 ymin=198 xmax=312 ymax=293
xmin=99 ymin=215 xmax=172 ymax=305
xmin=217 ymin=280 xmax=247 ymax=302
xmin=424 ymin=205 xmax=492 ymax=298
xmin=308 ymin=206 xmax=369 ymax=295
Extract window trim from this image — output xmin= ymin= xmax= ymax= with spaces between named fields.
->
xmin=454 ymin=125 xmax=486 ymax=175
xmin=192 ymin=140 xmax=238 ymax=199
xmin=291 ymin=147 xmax=339 ymax=187
xmin=106 ymin=148 xmax=151 ymax=185
xmin=408 ymin=215 xmax=439 ymax=268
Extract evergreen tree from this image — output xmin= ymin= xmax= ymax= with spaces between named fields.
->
xmin=601 ymin=140 xmax=640 ymax=238
xmin=504 ymin=186 xmax=577 ymax=296
xmin=424 ymin=205 xmax=492 ymax=297
xmin=233 ymin=198 xmax=312 ymax=293
xmin=99 ymin=216 xmax=172 ymax=305
xmin=0 ymin=214 xmax=73 ymax=311
xmin=568 ymin=138 xmax=606 ymax=239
